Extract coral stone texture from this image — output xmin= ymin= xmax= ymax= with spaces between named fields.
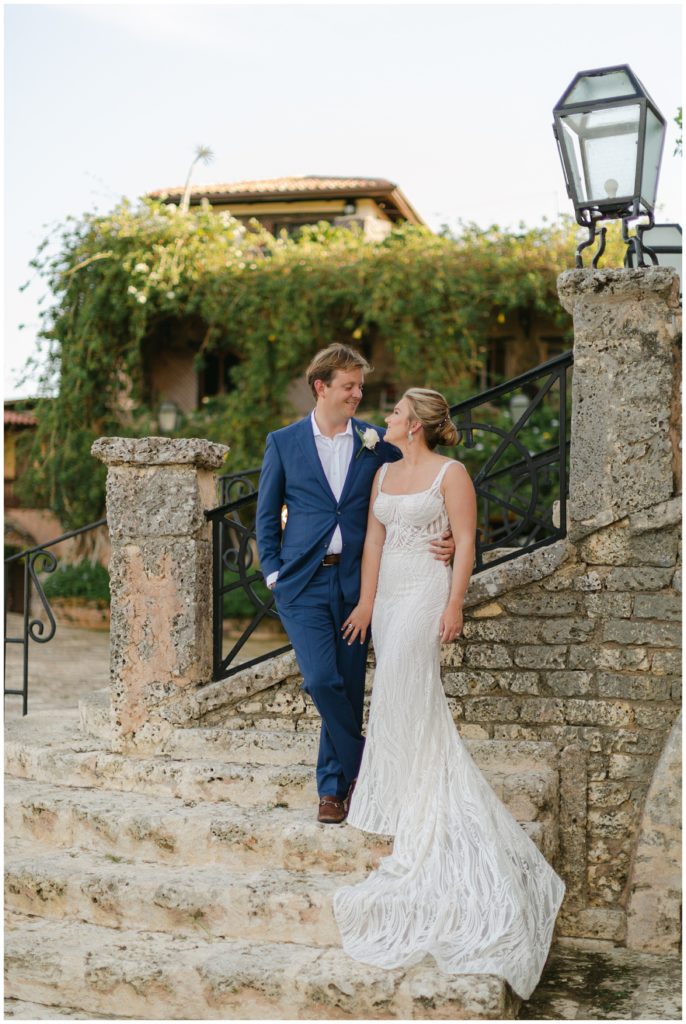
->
xmin=625 ymin=709 xmax=681 ymax=954
xmin=91 ymin=437 xmax=229 ymax=751
xmin=557 ymin=268 xmax=681 ymax=538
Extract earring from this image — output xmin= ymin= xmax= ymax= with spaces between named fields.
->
xmin=408 ymin=429 xmax=414 ymax=443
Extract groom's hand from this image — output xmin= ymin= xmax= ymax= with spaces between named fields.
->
xmin=341 ymin=604 xmax=372 ymax=645
xmin=430 ymin=529 xmax=455 ymax=564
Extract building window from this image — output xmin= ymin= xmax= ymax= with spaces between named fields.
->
xmin=476 ymin=336 xmax=512 ymax=390
xmin=201 ymin=350 xmax=240 ymax=398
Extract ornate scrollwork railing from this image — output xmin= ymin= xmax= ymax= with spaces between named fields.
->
xmin=4 ymin=517 xmax=107 ymax=715
xmin=449 ymin=350 xmax=573 ymax=571
xmin=217 ymin=467 xmax=261 ymax=505
xmin=206 ymin=350 xmax=573 ymax=682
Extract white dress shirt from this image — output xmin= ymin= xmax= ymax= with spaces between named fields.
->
xmin=266 ymin=411 xmax=354 ymax=588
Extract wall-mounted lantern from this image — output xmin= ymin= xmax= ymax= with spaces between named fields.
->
xmin=158 ymin=400 xmax=180 ymax=434
xmin=509 ymin=392 xmax=530 ymax=425
xmin=553 ymin=64 xmax=666 ymax=267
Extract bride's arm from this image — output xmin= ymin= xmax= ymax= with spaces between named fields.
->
xmin=439 ymin=462 xmax=477 ymax=643
xmin=341 ymin=467 xmax=386 ymax=645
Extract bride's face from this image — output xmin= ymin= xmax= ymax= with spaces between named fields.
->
xmin=385 ymin=398 xmax=418 ymax=445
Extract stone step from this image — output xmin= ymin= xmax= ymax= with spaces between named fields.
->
xmin=5 ymin=777 xmax=551 ymax=874
xmin=77 ymin=688 xmax=560 ymax=776
xmin=4 ymin=996 xmax=131 ymax=1019
xmin=5 ymin=731 xmax=318 ymax=811
xmin=4 ymin=777 xmax=392 ymax=873
xmin=5 ymin=711 xmax=559 ymax=825
xmin=4 ymin=838 xmax=347 ymax=945
xmin=164 ymin=725 xmax=560 ymax=778
xmin=5 ymin=911 xmax=519 ymax=1019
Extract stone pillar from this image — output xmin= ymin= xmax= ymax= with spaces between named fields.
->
xmin=557 ymin=267 xmax=681 ymax=542
xmin=91 ymin=437 xmax=229 ymax=751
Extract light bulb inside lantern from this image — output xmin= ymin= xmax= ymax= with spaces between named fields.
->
xmin=604 ymin=178 xmax=619 ymax=199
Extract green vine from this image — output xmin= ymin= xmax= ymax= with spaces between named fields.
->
xmin=15 ymin=198 xmax=626 ymax=529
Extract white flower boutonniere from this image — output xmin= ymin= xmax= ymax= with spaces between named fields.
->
xmin=355 ymin=426 xmax=381 ymax=459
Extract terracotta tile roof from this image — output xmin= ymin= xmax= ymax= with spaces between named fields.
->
xmin=4 ymin=409 xmax=37 ymax=427
xmin=149 ymin=176 xmax=395 ymax=198
xmin=147 ymin=176 xmax=424 ymax=224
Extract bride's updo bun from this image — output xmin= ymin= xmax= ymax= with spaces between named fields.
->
xmin=403 ymin=388 xmax=459 ymax=449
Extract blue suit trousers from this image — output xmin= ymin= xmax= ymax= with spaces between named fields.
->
xmin=275 ymin=562 xmax=367 ymax=799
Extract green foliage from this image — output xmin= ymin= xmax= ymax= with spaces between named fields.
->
xmin=17 ymin=197 xmax=599 ymax=528
xmin=222 ymin=578 xmax=272 ymax=618
xmin=42 ymin=559 xmax=110 ymax=604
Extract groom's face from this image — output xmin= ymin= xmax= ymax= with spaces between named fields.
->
xmin=317 ymin=368 xmax=364 ymax=421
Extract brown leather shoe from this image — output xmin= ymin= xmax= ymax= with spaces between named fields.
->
xmin=317 ymin=795 xmax=347 ymax=824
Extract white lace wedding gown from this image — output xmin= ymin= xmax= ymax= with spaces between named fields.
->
xmin=332 ymin=459 xmax=566 ymax=1001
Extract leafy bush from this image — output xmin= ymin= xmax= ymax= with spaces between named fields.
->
xmin=17 ymin=198 xmax=619 ymax=528
xmin=42 ymin=560 xmax=110 ymax=605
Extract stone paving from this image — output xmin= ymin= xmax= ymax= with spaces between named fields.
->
xmin=518 ymin=938 xmax=682 ymax=1020
xmin=3 ymin=614 xmax=682 ymax=1020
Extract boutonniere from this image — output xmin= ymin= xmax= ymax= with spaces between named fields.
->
xmin=355 ymin=425 xmax=381 ymax=458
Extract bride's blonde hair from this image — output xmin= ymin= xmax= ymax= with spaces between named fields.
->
xmin=403 ymin=388 xmax=459 ymax=450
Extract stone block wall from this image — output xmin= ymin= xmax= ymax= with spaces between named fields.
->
xmin=440 ymin=502 xmax=681 ymax=943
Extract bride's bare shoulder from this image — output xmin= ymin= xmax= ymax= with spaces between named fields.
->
xmin=440 ymin=458 xmax=473 ymax=491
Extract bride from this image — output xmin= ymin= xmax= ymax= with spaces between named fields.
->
xmin=332 ymin=387 xmax=566 ymax=1001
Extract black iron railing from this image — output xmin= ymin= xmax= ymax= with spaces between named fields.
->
xmin=450 ymin=350 xmax=572 ymax=571
xmin=217 ymin=467 xmax=261 ymax=505
xmin=206 ymin=351 xmax=573 ymax=682
xmin=206 ymin=496 xmax=291 ymax=683
xmin=4 ymin=518 xmax=107 ymax=716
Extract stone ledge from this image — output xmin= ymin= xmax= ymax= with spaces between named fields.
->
xmin=91 ymin=436 xmax=229 ymax=468
xmin=557 ymin=267 xmax=680 ymax=312
xmin=464 ymin=538 xmax=576 ymax=608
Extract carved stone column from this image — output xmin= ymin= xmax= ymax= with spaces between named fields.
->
xmin=91 ymin=437 xmax=228 ymax=751
xmin=557 ymin=267 xmax=681 ymax=542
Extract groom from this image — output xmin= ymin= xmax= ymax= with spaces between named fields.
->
xmin=256 ymin=344 xmax=453 ymax=823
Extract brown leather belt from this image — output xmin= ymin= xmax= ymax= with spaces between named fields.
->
xmin=322 ymin=553 xmax=341 ymax=565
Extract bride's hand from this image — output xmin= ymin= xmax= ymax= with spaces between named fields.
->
xmin=342 ymin=604 xmax=372 ymax=645
xmin=439 ymin=603 xmax=463 ymax=643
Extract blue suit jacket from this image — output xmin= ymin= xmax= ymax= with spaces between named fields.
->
xmin=256 ymin=415 xmax=401 ymax=607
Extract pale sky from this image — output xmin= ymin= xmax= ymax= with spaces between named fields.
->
xmin=4 ymin=2 xmax=683 ymax=399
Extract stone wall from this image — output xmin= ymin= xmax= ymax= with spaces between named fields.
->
xmin=439 ymin=505 xmax=681 ymax=942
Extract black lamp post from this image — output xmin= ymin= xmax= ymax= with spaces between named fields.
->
xmin=553 ymin=64 xmax=667 ymax=267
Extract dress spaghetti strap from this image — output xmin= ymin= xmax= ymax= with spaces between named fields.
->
xmin=429 ymin=459 xmax=456 ymax=492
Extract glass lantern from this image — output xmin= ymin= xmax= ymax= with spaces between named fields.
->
xmin=553 ymin=65 xmax=666 ymax=225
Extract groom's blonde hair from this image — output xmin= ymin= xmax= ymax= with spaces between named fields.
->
xmin=306 ymin=344 xmax=372 ymax=398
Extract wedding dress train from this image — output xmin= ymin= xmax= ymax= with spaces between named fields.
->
xmin=332 ymin=460 xmax=566 ymax=1001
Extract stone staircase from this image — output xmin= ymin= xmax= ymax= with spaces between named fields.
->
xmin=5 ymin=688 xmax=563 ymax=1019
